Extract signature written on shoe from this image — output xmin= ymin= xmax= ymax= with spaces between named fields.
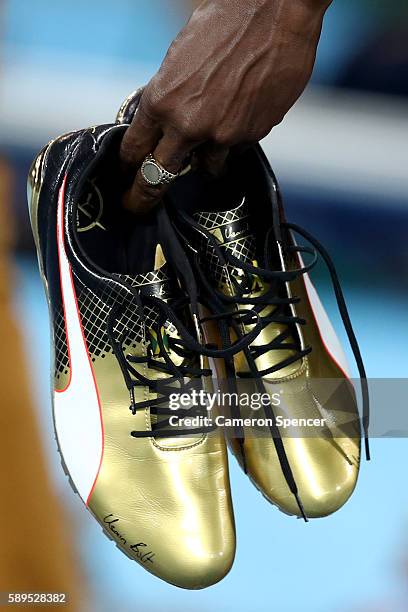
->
xmin=103 ymin=514 xmax=155 ymax=564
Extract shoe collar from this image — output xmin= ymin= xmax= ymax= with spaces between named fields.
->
xmin=61 ymin=123 xmax=199 ymax=311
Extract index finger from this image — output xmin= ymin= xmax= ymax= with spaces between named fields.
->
xmin=124 ymin=128 xmax=195 ymax=215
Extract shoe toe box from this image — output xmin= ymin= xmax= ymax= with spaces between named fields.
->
xmin=244 ymin=434 xmax=360 ymax=518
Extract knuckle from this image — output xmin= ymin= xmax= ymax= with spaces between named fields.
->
xmin=141 ymin=82 xmax=164 ymax=117
xmin=120 ymin=131 xmax=145 ymax=167
xmin=252 ymin=125 xmax=273 ymax=142
xmin=212 ymin=126 xmax=238 ymax=147
xmin=271 ymin=112 xmax=286 ymax=127
xmin=143 ymin=87 xmax=205 ymax=143
xmin=144 ymin=78 xmax=183 ymax=119
xmin=173 ymin=116 xmax=207 ymax=144
xmin=246 ymin=114 xmax=284 ymax=142
xmin=276 ymin=115 xmax=286 ymax=127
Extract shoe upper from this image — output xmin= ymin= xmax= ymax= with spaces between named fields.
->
xmin=28 ymin=124 xmax=236 ymax=588
xmin=115 ymin=90 xmax=368 ymax=520
xmin=112 ymin=88 xmax=367 ymax=524
xmin=165 ymin=144 xmax=364 ymax=519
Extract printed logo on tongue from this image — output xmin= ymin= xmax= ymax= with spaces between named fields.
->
xmin=137 ymin=270 xmax=172 ymax=300
xmin=218 ymin=218 xmax=251 ymax=245
xmin=194 ymin=198 xmax=256 ymax=264
xmin=117 ymin=246 xmax=180 ymax=302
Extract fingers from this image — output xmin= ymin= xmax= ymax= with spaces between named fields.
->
xmin=120 ymin=103 xmax=162 ymax=174
xmin=196 ymin=142 xmax=230 ymax=177
xmin=123 ymin=127 xmax=194 ymax=215
xmin=120 ymin=92 xmax=230 ymax=215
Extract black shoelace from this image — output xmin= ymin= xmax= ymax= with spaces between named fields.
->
xmin=106 ymin=245 xmax=264 ymax=440
xmin=287 ymin=222 xmax=370 ymax=462
xmin=70 ymin=173 xmax=269 ymax=439
xmin=175 ymin=210 xmax=369 ymax=521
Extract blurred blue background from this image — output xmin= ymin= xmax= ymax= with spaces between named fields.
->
xmin=1 ymin=1 xmax=408 ymax=610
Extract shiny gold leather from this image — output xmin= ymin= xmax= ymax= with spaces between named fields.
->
xmin=28 ymin=140 xmax=236 ymax=589
xmin=88 ymin=352 xmax=235 ymax=589
xmin=204 ymin=218 xmax=360 ymax=519
xmin=115 ymin=88 xmax=361 ymax=519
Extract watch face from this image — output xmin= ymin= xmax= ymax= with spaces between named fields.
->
xmin=143 ymin=161 xmax=162 ymax=184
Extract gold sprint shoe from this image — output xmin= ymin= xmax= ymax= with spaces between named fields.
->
xmin=27 ymin=123 xmax=237 ymax=588
xmin=168 ymin=145 xmax=369 ymax=520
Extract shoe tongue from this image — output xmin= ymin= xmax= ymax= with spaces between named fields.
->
xmin=194 ymin=200 xmax=302 ymax=380
xmin=114 ymin=245 xmax=182 ymax=302
xmin=193 ymin=198 xmax=259 ymax=293
xmin=113 ymin=245 xmax=183 ymax=368
xmin=194 ymin=198 xmax=256 ymax=265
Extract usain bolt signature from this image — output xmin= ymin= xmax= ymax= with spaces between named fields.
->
xmin=103 ymin=514 xmax=155 ymax=564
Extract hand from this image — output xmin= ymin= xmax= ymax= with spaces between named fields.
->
xmin=120 ymin=0 xmax=332 ymax=214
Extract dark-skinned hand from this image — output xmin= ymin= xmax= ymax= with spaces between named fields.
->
xmin=120 ymin=0 xmax=332 ymax=214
